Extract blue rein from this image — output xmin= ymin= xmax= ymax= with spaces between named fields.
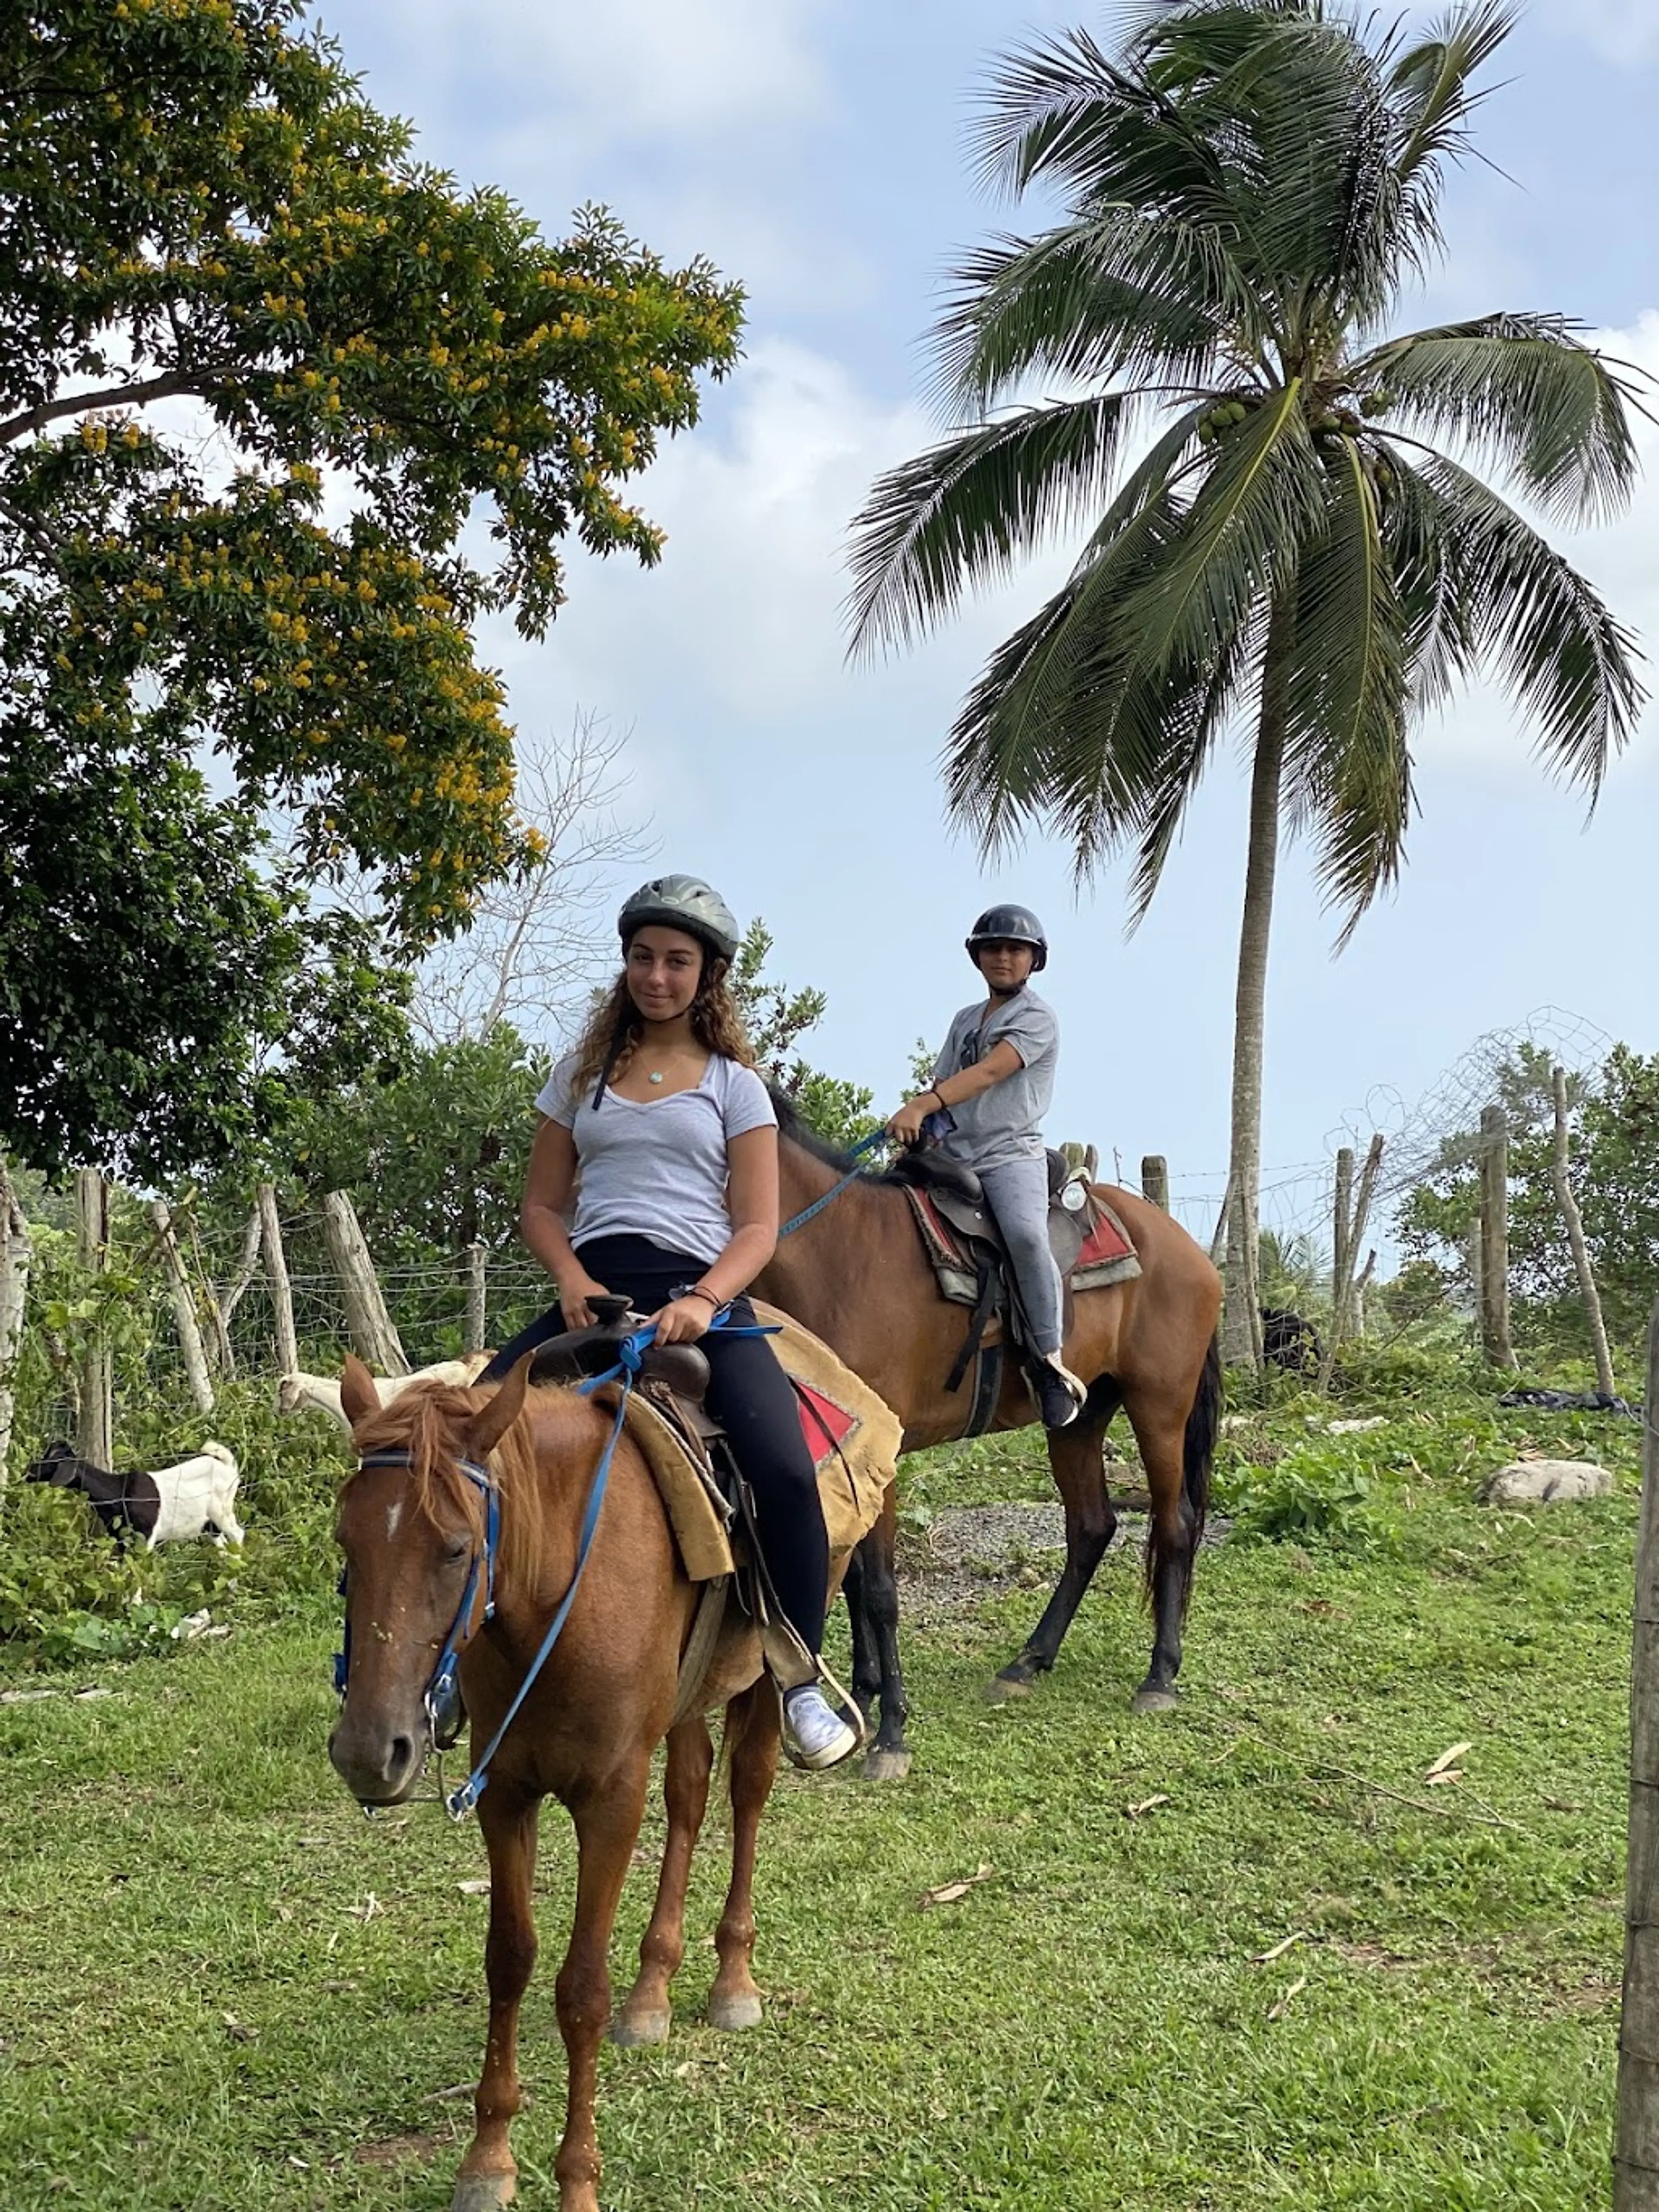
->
xmin=777 ymin=1126 xmax=890 ymax=1238
xmin=334 ymin=1306 xmax=778 ymax=1824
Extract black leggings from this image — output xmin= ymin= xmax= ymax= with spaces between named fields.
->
xmin=482 ymin=1234 xmax=830 ymax=1653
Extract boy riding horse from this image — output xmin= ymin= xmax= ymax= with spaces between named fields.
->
xmin=886 ymin=904 xmax=1088 ymax=1432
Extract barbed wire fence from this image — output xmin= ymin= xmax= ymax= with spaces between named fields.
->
xmin=14 ymin=1004 xmax=1624 ymax=1451
xmin=1127 ymin=1004 xmax=1617 ymax=1287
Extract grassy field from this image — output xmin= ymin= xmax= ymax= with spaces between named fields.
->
xmin=0 ymin=1373 xmax=1638 ymax=2209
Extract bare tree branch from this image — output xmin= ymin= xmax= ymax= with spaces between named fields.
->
xmin=0 ymin=368 xmax=211 ymax=446
xmin=333 ymin=709 xmax=653 ymax=1047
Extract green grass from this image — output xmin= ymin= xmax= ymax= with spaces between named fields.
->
xmin=0 ymin=1381 xmax=1637 ymax=2209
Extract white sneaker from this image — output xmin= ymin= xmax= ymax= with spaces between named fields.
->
xmin=783 ymin=1684 xmax=858 ymax=1770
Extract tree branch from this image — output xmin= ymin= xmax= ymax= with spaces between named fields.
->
xmin=0 ymin=369 xmax=210 ymax=447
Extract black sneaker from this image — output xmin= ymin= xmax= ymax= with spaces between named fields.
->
xmin=1035 ymin=1366 xmax=1081 ymax=1429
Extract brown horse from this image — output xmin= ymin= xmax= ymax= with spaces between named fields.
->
xmin=327 ymin=1354 xmax=786 ymax=2212
xmin=755 ymin=1103 xmax=1223 ymax=1774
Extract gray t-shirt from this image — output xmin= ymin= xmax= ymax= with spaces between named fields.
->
xmin=931 ymin=988 xmax=1058 ymax=1170
xmin=536 ymin=1052 xmax=777 ymax=1264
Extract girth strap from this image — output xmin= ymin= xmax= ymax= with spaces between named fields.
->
xmin=944 ymin=1253 xmax=1001 ymax=1395
xmin=667 ymin=1575 xmax=733 ymax=1733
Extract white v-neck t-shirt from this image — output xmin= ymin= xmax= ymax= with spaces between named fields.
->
xmin=536 ymin=1051 xmax=776 ymax=1264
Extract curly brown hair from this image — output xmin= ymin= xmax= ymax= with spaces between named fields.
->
xmin=568 ymin=958 xmax=756 ymax=1102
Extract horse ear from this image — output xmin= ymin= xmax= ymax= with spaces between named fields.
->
xmin=466 ymin=1353 xmax=533 ymax=1462
xmin=340 ymin=1355 xmax=381 ymax=1430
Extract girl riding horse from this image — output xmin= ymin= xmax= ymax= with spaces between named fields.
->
xmin=483 ymin=872 xmax=857 ymax=1771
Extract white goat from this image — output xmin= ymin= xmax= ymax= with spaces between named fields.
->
xmin=149 ymin=1440 xmax=246 ymax=1547
xmin=275 ymin=1354 xmax=493 ymax=1432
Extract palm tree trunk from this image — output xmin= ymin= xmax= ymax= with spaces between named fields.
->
xmin=1222 ymin=599 xmax=1296 ymax=1368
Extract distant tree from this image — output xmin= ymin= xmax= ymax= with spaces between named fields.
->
xmin=849 ymin=0 xmax=1644 ymax=1365
xmin=1 ymin=0 xmax=742 ymax=1178
xmin=397 ymin=712 xmax=654 ymax=1049
xmin=1399 ymin=1044 xmax=1659 ymax=1346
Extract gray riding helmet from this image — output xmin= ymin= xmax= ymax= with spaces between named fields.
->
xmin=617 ymin=874 xmax=741 ymax=964
xmin=966 ymin=903 xmax=1048 ymax=972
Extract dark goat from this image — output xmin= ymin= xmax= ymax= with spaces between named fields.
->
xmin=25 ymin=1438 xmax=242 ymax=1548
xmin=1261 ymin=1308 xmax=1322 ymax=1375
xmin=27 ymin=1440 xmax=162 ymax=1547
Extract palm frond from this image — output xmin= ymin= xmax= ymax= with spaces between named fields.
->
xmin=1281 ymin=439 xmax=1413 ymax=930
xmin=1379 ymin=446 xmax=1478 ymax=713
xmin=1147 ymin=4 xmax=1408 ymax=325
xmin=1389 ymin=0 xmax=1516 ymax=189
xmin=1354 ymin=315 xmax=1643 ymax=522
xmin=1122 ymin=616 xmax=1259 ymax=921
xmin=930 ymin=216 xmax=1251 ymax=415
xmin=941 ymin=470 xmax=1198 ymax=849
xmin=1099 ymin=379 xmax=1326 ymax=692
xmin=1420 ymin=450 xmax=1646 ymax=794
xmin=943 ymin=382 xmax=1326 ymax=878
xmin=844 ymin=393 xmax=1136 ymax=657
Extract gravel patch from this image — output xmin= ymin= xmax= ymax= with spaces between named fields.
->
xmin=895 ymin=1499 xmax=1229 ymax=1624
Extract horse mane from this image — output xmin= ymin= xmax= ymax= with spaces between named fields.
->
xmin=342 ymin=1379 xmax=602 ymax=1593
xmin=768 ymin=1086 xmax=908 ymax=1187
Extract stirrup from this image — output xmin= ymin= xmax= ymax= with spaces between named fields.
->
xmin=1044 ymin=1351 xmax=1088 ymax=1407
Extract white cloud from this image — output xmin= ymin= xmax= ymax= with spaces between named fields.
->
xmin=363 ymin=0 xmax=831 ymax=154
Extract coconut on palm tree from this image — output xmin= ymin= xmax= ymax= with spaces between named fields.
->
xmin=847 ymin=0 xmax=1645 ymax=1365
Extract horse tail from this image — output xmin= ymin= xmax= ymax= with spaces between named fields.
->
xmin=1143 ymin=1331 xmax=1222 ymax=1618
xmin=1182 ymin=1333 xmax=1222 ymax=1556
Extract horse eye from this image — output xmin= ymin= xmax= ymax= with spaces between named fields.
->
xmin=441 ymin=1536 xmax=470 ymax=1565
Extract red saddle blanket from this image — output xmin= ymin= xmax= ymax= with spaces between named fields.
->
xmin=905 ymin=1183 xmax=1141 ymax=1309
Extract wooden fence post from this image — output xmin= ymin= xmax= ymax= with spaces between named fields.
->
xmin=1551 ymin=1064 xmax=1617 ymax=1397
xmin=211 ymin=1204 xmax=264 ymax=1377
xmin=464 ymin=1243 xmax=488 ymax=1356
xmin=148 ymin=1200 xmax=215 ymax=1415
xmin=1319 ymin=1134 xmax=1385 ymax=1391
xmin=1478 ymin=1105 xmax=1516 ymax=1369
xmin=74 ymin=1167 xmax=113 ymax=1467
xmin=0 ymin=1160 xmax=31 ymax=1487
xmin=1353 ymin=1249 xmax=1376 ymax=1339
xmin=1331 ymin=1146 xmax=1355 ymax=1312
xmin=1141 ymin=1155 xmax=1170 ymax=1211
xmin=257 ymin=1184 xmax=299 ymax=1375
xmin=323 ymin=1191 xmax=408 ymax=1375
xmin=1615 ymin=1299 xmax=1659 ymax=2205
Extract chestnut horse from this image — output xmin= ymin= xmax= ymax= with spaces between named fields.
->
xmin=327 ymin=1354 xmax=785 ymax=2212
xmin=755 ymin=1103 xmax=1223 ymax=1773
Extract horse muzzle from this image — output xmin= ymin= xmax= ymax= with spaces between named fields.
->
xmin=328 ymin=1706 xmax=426 ymax=1806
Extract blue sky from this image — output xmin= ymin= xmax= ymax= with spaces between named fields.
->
xmin=315 ymin=0 xmax=1657 ymax=1248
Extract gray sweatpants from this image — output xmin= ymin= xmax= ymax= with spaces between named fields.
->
xmin=979 ymin=1156 xmax=1065 ymax=1356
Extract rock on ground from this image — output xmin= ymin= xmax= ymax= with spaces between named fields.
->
xmin=1479 ymin=1458 xmax=1612 ymax=1506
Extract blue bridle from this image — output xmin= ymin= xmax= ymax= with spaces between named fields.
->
xmin=334 ymin=1307 xmax=777 ymax=1823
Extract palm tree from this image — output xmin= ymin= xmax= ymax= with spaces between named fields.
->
xmin=847 ymin=0 xmax=1645 ymax=1365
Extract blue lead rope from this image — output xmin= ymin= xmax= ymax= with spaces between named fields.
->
xmin=440 ymin=1306 xmax=779 ymax=1823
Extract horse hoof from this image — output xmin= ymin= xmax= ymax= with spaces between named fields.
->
xmin=452 ymin=2174 xmax=516 ymax=2212
xmin=1131 ymin=1686 xmax=1179 ymax=1715
xmin=706 ymin=1989 xmax=763 ymax=2032
xmin=987 ymin=1671 xmax=1033 ymax=1703
xmin=862 ymin=1747 xmax=912 ymax=1783
xmin=610 ymin=2008 xmax=671 ymax=2048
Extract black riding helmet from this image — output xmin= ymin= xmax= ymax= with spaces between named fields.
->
xmin=966 ymin=903 xmax=1048 ymax=973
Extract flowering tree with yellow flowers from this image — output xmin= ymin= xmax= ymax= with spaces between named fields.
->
xmin=0 ymin=0 xmax=743 ymax=1178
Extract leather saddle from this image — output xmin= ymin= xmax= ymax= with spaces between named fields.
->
xmin=528 ymin=1295 xmax=717 ymax=1438
xmin=888 ymin=1147 xmax=1096 ymax=1311
xmin=525 ymin=1297 xmax=839 ymax=1745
